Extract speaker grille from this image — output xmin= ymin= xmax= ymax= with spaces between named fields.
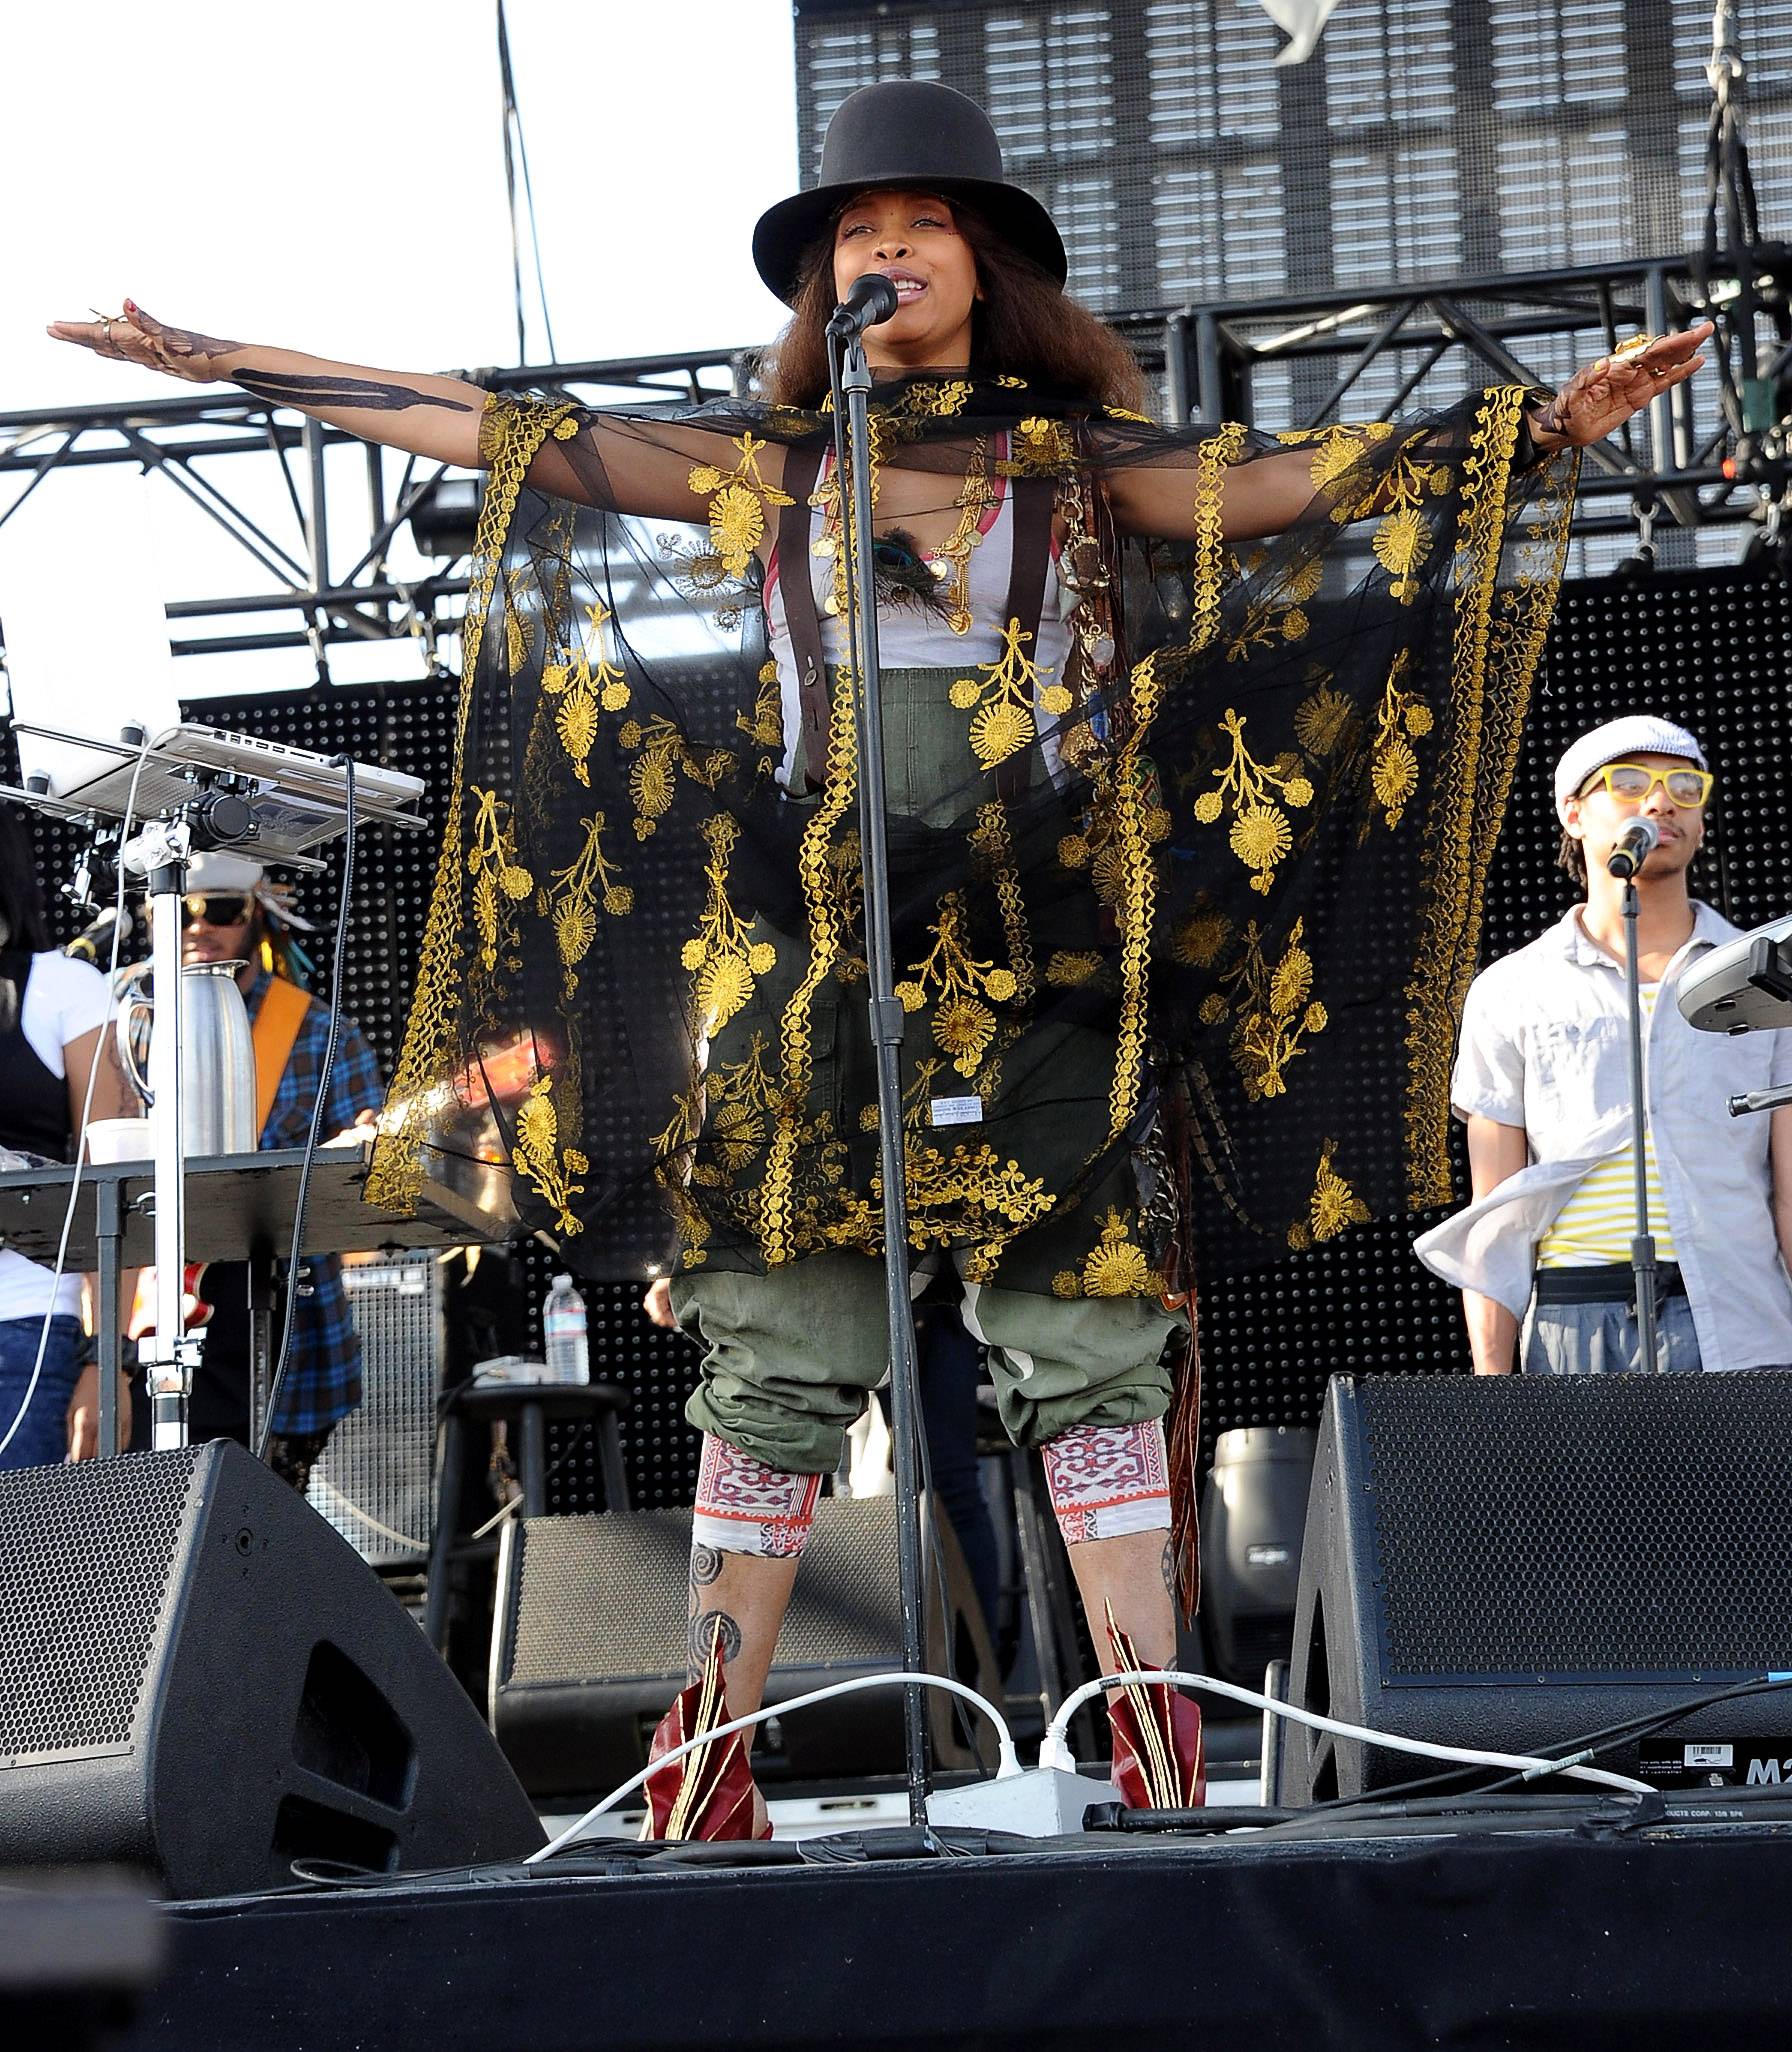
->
xmin=1361 ymin=1375 xmax=1792 ymax=1683
xmin=504 ymin=1504 xmax=901 ymax=1687
xmin=0 ymin=1449 xmax=201 ymax=1761
xmin=307 ymin=1253 xmax=442 ymax=1564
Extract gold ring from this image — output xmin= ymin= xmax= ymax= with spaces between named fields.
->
xmin=1613 ymin=331 xmax=1661 ymax=360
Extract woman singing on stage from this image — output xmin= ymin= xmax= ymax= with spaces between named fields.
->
xmin=53 ymin=78 xmax=1704 ymax=1837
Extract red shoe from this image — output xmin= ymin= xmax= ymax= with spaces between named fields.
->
xmin=641 ymin=1633 xmax=771 ymax=1842
xmin=1105 ymin=1611 xmax=1206 ymax=1810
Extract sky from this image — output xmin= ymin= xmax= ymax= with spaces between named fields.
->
xmin=0 ymin=2 xmax=800 ymax=771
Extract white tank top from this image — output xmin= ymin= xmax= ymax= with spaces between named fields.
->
xmin=763 ymin=448 xmax=1073 ymax=791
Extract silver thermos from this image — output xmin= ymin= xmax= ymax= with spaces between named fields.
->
xmin=117 ymin=961 xmax=260 ymax=1155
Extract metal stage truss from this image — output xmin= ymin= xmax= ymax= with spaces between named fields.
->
xmin=5 ymin=255 xmax=1792 ymax=681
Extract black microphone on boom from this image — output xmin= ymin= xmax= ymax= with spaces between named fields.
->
xmin=64 ymin=904 xmax=133 ymax=966
xmin=1607 ymin=815 xmax=1661 ymax=879
xmin=826 ymin=273 xmax=900 ymax=340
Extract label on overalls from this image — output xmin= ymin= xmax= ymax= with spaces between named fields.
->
xmin=930 ymin=1095 xmax=984 ymax=1127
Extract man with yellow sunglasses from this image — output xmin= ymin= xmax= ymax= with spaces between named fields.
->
xmin=1417 ymin=714 xmax=1792 ymax=1378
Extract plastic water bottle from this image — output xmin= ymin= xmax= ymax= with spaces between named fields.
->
xmin=542 ymin=1274 xmax=590 ymax=1385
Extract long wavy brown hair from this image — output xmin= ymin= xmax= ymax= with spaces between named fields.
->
xmin=759 ymin=197 xmax=1151 ymax=415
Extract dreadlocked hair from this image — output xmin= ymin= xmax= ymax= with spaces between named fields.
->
xmin=759 ymin=199 xmax=1151 ymax=417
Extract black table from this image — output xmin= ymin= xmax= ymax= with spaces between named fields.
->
xmin=0 ymin=1143 xmax=514 ymax=1455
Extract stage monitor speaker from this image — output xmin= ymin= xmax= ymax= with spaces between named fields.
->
xmin=0 ymin=1442 xmax=543 ymax=1897
xmin=1198 ymin=1425 xmax=1315 ymax=1688
xmin=1281 ymin=1373 xmax=1792 ymax=1804
xmin=490 ymin=1496 xmax=999 ymax=1799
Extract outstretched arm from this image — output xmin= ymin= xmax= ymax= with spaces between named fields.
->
xmin=47 ymin=302 xmax=770 ymax=519
xmin=48 ymin=302 xmax=491 ymax=467
xmin=1105 ymin=322 xmax=1712 ymax=543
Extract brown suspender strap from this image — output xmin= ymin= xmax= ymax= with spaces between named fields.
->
xmin=252 ymin=976 xmax=313 ymax=1141
xmin=996 ymin=474 xmax=1056 ymax=804
xmin=776 ymin=443 xmax=829 ymax=794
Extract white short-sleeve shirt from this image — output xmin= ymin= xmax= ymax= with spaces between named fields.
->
xmin=1414 ymin=902 xmax=1792 ymax=1371
xmin=0 ymin=950 xmax=112 ymax=1323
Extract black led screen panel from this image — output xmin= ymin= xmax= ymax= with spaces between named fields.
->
xmin=7 ymin=560 xmax=1786 ymax=1497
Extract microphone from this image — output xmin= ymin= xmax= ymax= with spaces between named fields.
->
xmin=1607 ymin=816 xmax=1660 ymax=879
xmin=64 ymin=904 xmax=133 ymax=966
xmin=826 ymin=273 xmax=900 ymax=340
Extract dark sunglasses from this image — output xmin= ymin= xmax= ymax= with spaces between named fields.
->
xmin=179 ymin=893 xmax=253 ymax=928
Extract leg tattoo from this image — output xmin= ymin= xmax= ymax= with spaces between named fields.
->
xmin=687 ymin=1607 xmax=743 ymax=1681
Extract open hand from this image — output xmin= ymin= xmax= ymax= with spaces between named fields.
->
xmin=1538 ymin=322 xmax=1713 ymax=448
xmin=46 ymin=300 xmax=241 ymax=383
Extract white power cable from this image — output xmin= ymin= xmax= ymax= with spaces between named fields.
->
xmin=308 ymin=1474 xmax=432 ymax=1555
xmin=1041 ymin=1670 xmax=1655 ymax=1798
xmin=527 ymin=1670 xmax=1022 ymax=1862
xmin=0 ymin=739 xmax=151 ymax=1463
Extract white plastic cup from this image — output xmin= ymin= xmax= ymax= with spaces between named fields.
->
xmin=83 ymin=1116 xmax=155 ymax=1166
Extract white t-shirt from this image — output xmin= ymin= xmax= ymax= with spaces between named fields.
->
xmin=0 ymin=951 xmax=112 ymax=1323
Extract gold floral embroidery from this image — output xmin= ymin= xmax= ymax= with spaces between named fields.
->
xmin=1046 ymin=950 xmax=1106 ymax=987
xmin=1212 ymin=917 xmax=1328 ymax=1101
xmin=619 ymin=715 xmax=733 ymax=840
xmin=1365 ymin=442 xmax=1454 ymax=600
xmin=1170 ymin=903 xmax=1231 ymax=969
xmin=369 ymin=394 xmax=572 ymax=1216
xmin=1286 ymin=1139 xmax=1368 ymax=1250
xmin=1226 ymin=551 xmax=1321 ymax=663
xmin=512 ymin=1075 xmax=589 ymax=1238
xmin=1367 ymin=651 xmax=1434 ymax=829
xmin=1190 ymin=707 xmax=1316 ymax=894
xmin=1051 ymin=1208 xmax=1159 ymax=1299
xmin=894 ymin=1139 xmax=1054 ymax=1252
xmin=895 ymin=892 xmax=1018 ymax=1078
xmin=1401 ymin=386 xmax=1572 ymax=1203
xmin=1294 ymin=678 xmax=1355 ymax=757
xmin=970 ymin=802 xmax=1036 ymax=1007
xmin=681 ymin=814 xmax=776 ymax=1035
xmin=539 ymin=599 xmax=631 ymax=786
xmin=737 ymin=659 xmax=785 ymax=754
xmin=543 ymin=810 xmax=632 ymax=987
xmin=660 ymin=530 xmax=747 ymax=632
xmin=897 ymin=378 xmax=973 ymax=418
xmin=949 ymin=617 xmax=1071 ymax=770
xmin=466 ymin=787 xmax=534 ymax=973
xmin=997 ymin=416 xmax=1080 ymax=477
xmin=686 ymin=432 xmax=794 ymax=577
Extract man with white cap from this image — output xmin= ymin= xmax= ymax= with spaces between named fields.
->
xmin=1415 ymin=715 xmax=1792 ymax=1376
xmin=160 ymin=849 xmax=384 ymax=1489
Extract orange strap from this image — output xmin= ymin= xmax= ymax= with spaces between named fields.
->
xmin=252 ymin=977 xmax=313 ymax=1140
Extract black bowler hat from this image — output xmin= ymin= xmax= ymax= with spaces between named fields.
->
xmin=752 ymin=80 xmax=1068 ymax=306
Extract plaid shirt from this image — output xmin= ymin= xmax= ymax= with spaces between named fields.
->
xmin=246 ymin=972 xmax=385 ymax=1436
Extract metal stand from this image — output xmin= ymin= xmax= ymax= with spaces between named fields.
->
xmin=134 ymin=824 xmax=201 ymax=1448
xmin=827 ymin=331 xmax=932 ymax=1825
xmin=1621 ymin=881 xmax=1661 ymax=1372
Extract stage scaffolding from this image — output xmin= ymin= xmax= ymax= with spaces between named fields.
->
xmin=4 ymin=254 xmax=1791 ymax=683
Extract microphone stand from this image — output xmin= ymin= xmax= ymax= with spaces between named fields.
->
xmin=826 ymin=323 xmax=933 ymax=1826
xmin=1619 ymin=872 xmax=1661 ymax=1372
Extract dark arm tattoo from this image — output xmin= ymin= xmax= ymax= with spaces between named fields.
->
xmin=232 ymin=367 xmax=477 ymax=414
xmin=689 ymin=1542 xmax=724 ymax=1588
xmin=158 ymin=323 xmax=243 ymax=362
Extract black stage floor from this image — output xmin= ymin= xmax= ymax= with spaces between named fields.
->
xmin=79 ymin=1807 xmax=1792 ymax=2052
